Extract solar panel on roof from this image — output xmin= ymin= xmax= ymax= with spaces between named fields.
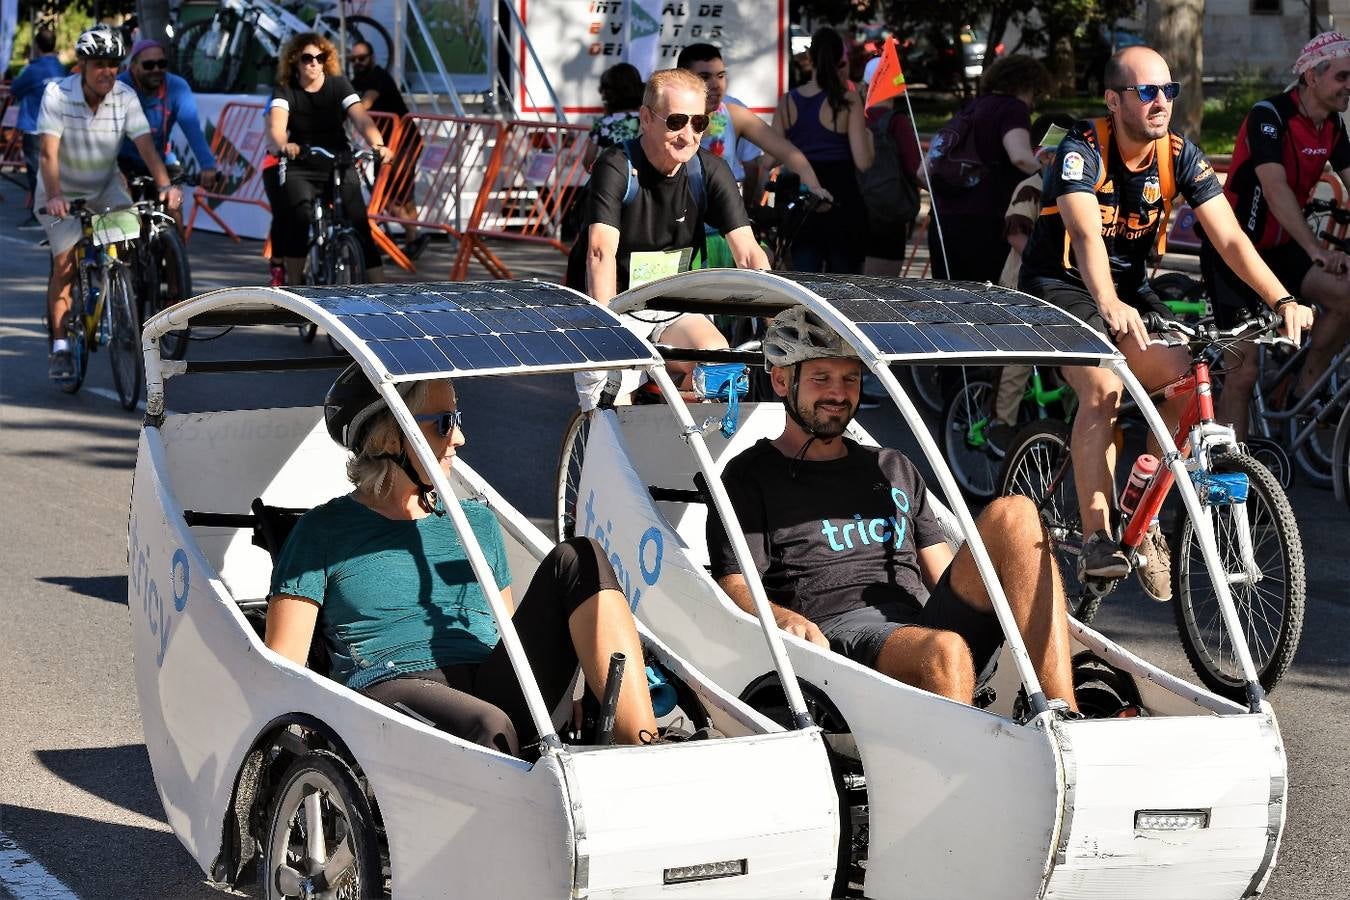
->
xmin=283 ymin=281 xmax=657 ymax=376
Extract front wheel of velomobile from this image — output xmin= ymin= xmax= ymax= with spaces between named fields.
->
xmin=260 ymin=750 xmax=383 ymax=900
xmin=556 ymin=409 xmax=590 ymax=541
xmin=1170 ymin=449 xmax=1306 ymax=701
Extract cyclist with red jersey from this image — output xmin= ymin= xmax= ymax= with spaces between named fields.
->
xmin=1202 ymin=31 xmax=1350 ymax=439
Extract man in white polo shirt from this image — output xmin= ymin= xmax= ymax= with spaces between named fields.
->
xmin=36 ymin=25 xmax=182 ymax=381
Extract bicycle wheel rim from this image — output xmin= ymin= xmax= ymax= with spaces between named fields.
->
xmin=61 ymin=272 xmax=93 ymax=394
xmin=998 ymin=423 xmax=1091 ymax=618
xmin=152 ymin=229 xmax=192 ymax=360
xmin=1174 ymin=454 xmax=1305 ymax=695
xmin=556 ymin=412 xmax=590 ymax=541
xmin=107 ymin=268 xmax=143 ymax=410
xmin=943 ymin=380 xmax=999 ymax=499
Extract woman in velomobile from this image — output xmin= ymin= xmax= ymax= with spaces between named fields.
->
xmin=263 ymin=365 xmax=660 ymax=757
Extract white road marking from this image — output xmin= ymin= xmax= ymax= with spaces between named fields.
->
xmin=0 ymin=324 xmax=49 ymax=338
xmin=84 ymin=387 xmax=148 ymax=414
xmin=0 ymin=234 xmax=45 ymax=250
xmin=0 ymin=830 xmax=80 ymax=900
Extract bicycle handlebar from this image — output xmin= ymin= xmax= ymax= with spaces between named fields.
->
xmin=296 ymin=146 xmax=376 ymax=164
xmin=1304 ymin=197 xmax=1350 ymax=226
xmin=1141 ymin=308 xmax=1285 ymax=350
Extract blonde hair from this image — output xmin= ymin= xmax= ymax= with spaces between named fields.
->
xmin=643 ymin=68 xmax=707 ymax=109
xmin=277 ymin=32 xmax=341 ymax=86
xmin=345 ymin=380 xmax=434 ymax=497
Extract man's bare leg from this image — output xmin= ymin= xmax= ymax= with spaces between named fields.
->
xmin=947 ymin=495 xmax=1078 ymax=710
xmin=873 ymin=626 xmax=976 ymax=703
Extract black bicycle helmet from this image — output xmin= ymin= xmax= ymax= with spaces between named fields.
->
xmin=75 ymin=25 xmax=126 ymax=60
xmin=325 ymin=363 xmax=438 ymax=511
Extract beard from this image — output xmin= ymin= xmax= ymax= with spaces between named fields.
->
xmin=797 ymin=399 xmax=854 ymax=438
xmin=1119 ymin=109 xmax=1170 ymax=142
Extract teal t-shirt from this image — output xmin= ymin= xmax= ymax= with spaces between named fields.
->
xmin=269 ymin=494 xmax=512 ymax=691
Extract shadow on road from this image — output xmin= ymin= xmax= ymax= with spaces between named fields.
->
xmin=33 ymin=745 xmax=162 ymax=820
xmin=38 ymin=575 xmax=128 ymax=605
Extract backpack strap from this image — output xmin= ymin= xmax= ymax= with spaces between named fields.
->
xmin=1091 ymin=117 xmax=1112 ymax=193
xmin=621 ymin=138 xmax=707 ymax=214
xmin=1154 ymin=133 xmax=1178 ymax=257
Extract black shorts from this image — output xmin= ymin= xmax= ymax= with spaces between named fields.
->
xmin=1021 ymin=275 xmax=1176 ymax=340
xmin=815 ymin=569 xmax=1005 ymax=673
xmin=1200 ymin=237 xmax=1312 ymax=328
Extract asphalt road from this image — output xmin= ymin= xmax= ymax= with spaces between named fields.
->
xmin=1 ymin=178 xmax=1346 ymax=899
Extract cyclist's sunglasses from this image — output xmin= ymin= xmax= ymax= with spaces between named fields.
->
xmin=647 ymin=106 xmax=710 ymax=133
xmin=1117 ymin=82 xmax=1181 ymax=102
xmin=350 ymin=53 xmax=372 ymax=64
xmin=139 ymin=58 xmax=170 ymax=70
xmin=415 ymin=410 xmax=463 ymax=437
xmin=299 ymin=51 xmax=330 ymax=65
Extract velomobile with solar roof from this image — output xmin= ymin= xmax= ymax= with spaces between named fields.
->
xmin=555 ymin=270 xmax=1288 ymax=899
xmin=126 ymin=281 xmax=843 ymax=898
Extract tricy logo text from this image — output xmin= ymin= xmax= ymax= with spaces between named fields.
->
xmin=820 ymin=487 xmax=913 ymax=552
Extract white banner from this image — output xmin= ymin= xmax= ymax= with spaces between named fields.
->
xmin=519 ymin=0 xmax=786 ymax=117
xmin=174 ymin=94 xmax=271 ymax=240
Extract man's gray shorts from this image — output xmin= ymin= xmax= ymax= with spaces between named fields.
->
xmin=815 ymin=569 xmax=1005 ymax=671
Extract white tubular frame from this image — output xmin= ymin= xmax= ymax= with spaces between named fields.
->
xmin=1110 ymin=359 xmax=1265 ymax=701
xmin=644 ymin=364 xmax=814 ymax=727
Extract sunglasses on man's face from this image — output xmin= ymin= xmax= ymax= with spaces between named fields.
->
xmin=1118 ymin=82 xmax=1181 ymax=103
xmin=350 ymin=53 xmax=371 ymax=64
xmin=415 ymin=410 xmax=463 ymax=438
xmin=647 ymin=107 xmax=710 ymax=133
xmin=300 ymin=51 xmax=330 ymax=65
xmin=140 ymin=58 xmax=169 ymax=70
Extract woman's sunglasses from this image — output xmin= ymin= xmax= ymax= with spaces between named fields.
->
xmin=415 ymin=410 xmax=463 ymax=437
xmin=647 ymin=107 xmax=710 ymax=133
xmin=299 ymin=51 xmax=330 ymax=65
xmin=1118 ymin=82 xmax=1181 ymax=102
xmin=139 ymin=59 xmax=170 ymax=71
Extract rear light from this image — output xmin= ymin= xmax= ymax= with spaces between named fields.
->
xmin=663 ymin=859 xmax=748 ymax=884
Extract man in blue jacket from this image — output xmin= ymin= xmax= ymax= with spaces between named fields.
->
xmin=10 ymin=28 xmax=68 ymax=227
xmin=116 ymin=39 xmax=218 ymax=203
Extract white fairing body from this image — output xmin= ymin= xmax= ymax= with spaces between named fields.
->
xmin=579 ymin=402 xmax=1287 ymax=899
xmin=129 ymin=405 xmax=839 ymax=897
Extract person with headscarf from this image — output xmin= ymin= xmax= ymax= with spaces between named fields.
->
xmin=1202 ymin=30 xmax=1350 ymax=440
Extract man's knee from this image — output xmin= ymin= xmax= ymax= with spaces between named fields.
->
xmin=978 ymin=495 xmax=1046 ymax=563
xmin=917 ymin=630 xmax=975 ymax=696
xmin=1070 ymin=370 xmax=1123 ymax=415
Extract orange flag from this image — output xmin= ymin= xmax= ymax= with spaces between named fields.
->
xmin=865 ymin=37 xmax=907 ymax=109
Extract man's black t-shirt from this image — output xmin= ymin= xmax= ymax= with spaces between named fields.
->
xmin=270 ymin=76 xmax=361 ymax=156
xmin=707 ymin=438 xmax=948 ymax=622
xmin=1020 ymin=119 xmax=1224 ymax=298
xmin=565 ymin=141 xmax=748 ymax=292
xmin=350 ymin=65 xmax=409 ymax=118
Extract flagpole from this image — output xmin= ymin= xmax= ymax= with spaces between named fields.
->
xmin=866 ymin=37 xmax=949 ymax=278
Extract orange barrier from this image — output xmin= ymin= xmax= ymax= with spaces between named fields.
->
xmin=358 ymin=110 xmax=410 ymax=270
xmin=0 ymin=87 xmax=26 ymax=187
xmin=451 ymin=119 xmax=591 ymax=280
xmin=367 ymin=113 xmax=504 ymax=275
xmin=185 ymin=101 xmax=271 ymax=244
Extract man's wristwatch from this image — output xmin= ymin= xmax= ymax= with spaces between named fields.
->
xmin=1272 ymin=296 xmax=1297 ymax=310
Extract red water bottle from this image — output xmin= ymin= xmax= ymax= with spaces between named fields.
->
xmin=1119 ymin=454 xmax=1159 ymax=518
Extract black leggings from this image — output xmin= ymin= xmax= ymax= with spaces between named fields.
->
xmin=262 ymin=159 xmax=381 ymax=268
xmin=361 ymin=537 xmax=621 ymax=757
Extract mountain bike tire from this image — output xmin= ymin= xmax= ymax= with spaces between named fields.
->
xmin=1170 ymin=449 xmax=1305 ymax=700
xmin=142 ymin=228 xmax=193 ymax=360
xmin=1335 ymin=402 xmax=1350 ymax=509
xmin=997 ymin=420 xmax=1100 ymax=622
xmin=176 ymin=17 xmax=246 ymax=94
xmin=107 ymin=266 xmax=143 ymax=411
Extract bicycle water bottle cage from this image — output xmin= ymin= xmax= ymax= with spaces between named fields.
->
xmin=1191 ymin=470 xmax=1249 ymax=506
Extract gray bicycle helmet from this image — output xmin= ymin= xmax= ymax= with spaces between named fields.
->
xmin=75 ymin=24 xmax=126 ymax=60
xmin=762 ymin=307 xmax=858 ymax=370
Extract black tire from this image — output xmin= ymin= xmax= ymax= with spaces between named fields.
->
xmin=324 ymin=233 xmax=367 ymax=351
xmin=260 ymin=751 xmax=383 ymax=900
xmin=997 ymin=420 xmax=1100 ymax=622
xmin=324 ymin=14 xmax=395 ymax=70
xmin=942 ymin=378 xmax=1007 ymax=501
xmin=1244 ymin=436 xmax=1295 ymax=492
xmin=894 ymin=363 xmax=947 ymax=415
xmin=176 ymin=17 xmax=245 ymax=94
xmin=1333 ymin=402 xmax=1350 ymax=509
xmin=556 ymin=410 xmax=590 ymax=541
xmin=1291 ymin=402 xmax=1339 ymax=489
xmin=61 ymin=267 xmax=92 ymax=395
xmin=107 ymin=266 xmax=143 ymax=411
xmin=299 ymin=239 xmax=326 ymax=342
xmin=141 ymin=228 xmax=192 ymax=360
xmin=1170 ymin=450 xmax=1306 ymax=700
